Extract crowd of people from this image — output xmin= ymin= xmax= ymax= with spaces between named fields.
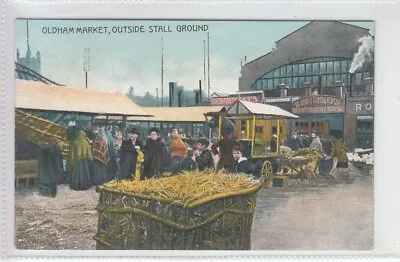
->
xmin=38 ymin=119 xmax=344 ymax=194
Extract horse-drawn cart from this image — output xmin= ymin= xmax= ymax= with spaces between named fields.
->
xmin=205 ymin=100 xmax=299 ymax=186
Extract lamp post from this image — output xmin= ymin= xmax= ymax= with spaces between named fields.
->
xmin=83 ymin=48 xmax=90 ymax=89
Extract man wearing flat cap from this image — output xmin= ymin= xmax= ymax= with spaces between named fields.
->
xmin=119 ymin=127 xmax=143 ymax=180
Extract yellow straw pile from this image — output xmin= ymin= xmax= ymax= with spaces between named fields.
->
xmin=102 ymin=170 xmax=261 ymax=207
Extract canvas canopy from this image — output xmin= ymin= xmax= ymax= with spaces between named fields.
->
xmin=15 ymin=79 xmax=152 ymax=117
xmin=225 ymin=100 xmax=298 ymax=119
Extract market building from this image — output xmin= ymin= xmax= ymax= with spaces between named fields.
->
xmin=344 ymin=79 xmax=374 ymax=150
xmin=237 ymin=20 xmax=374 ymax=145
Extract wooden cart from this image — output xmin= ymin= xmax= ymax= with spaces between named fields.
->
xmin=206 ymin=100 xmax=299 ymax=186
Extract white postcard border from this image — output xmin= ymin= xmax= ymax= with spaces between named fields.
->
xmin=2 ymin=0 xmax=400 ymax=261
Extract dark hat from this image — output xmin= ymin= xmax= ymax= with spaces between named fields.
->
xmin=130 ymin=128 xmax=140 ymax=136
xmin=149 ymin=127 xmax=160 ymax=134
xmin=197 ymin=138 xmax=210 ymax=147
xmin=233 ymin=146 xmax=243 ymax=153
xmin=223 ymin=126 xmax=233 ymax=135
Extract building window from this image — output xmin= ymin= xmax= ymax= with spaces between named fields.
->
xmin=255 ymin=126 xmax=263 ymax=133
xmin=334 ymin=74 xmax=342 ymax=82
xmin=320 ymin=62 xmax=327 ymax=74
xmin=341 ymin=74 xmax=348 ymax=85
xmin=293 ymin=77 xmax=299 ymax=88
xmin=281 ymin=66 xmax=287 ymax=77
xmin=327 ymin=75 xmax=334 ymax=86
xmin=306 ymin=63 xmax=313 ymax=74
xmin=327 ymin=61 xmax=334 ymax=73
xmin=305 ymin=76 xmax=312 ymax=83
xmin=287 ymin=65 xmax=292 ymax=76
xmin=274 ymin=68 xmax=280 ymax=78
xmin=274 ymin=78 xmax=280 ymax=88
xmin=341 ymin=60 xmax=349 ymax=73
xmin=313 ymin=63 xmax=320 ymax=74
xmin=312 ymin=76 xmax=319 ymax=85
xmin=287 ymin=77 xmax=293 ymax=87
xmin=299 ymin=76 xmax=305 ymax=85
xmin=293 ymin=64 xmax=299 ymax=76
xmin=334 ymin=60 xmax=341 ymax=73
xmin=321 ymin=76 xmax=327 ymax=87
xmin=267 ymin=79 xmax=273 ymax=89
xmin=299 ymin=64 xmax=306 ymax=76
xmin=356 ymin=73 xmax=363 ymax=85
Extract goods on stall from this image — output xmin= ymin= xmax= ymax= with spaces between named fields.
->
xmin=15 ymin=109 xmax=69 ymax=158
xmin=94 ymin=170 xmax=261 ymax=250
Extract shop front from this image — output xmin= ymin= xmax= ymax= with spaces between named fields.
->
xmin=291 ymin=96 xmax=345 ymax=138
xmin=344 ymin=96 xmax=374 ymax=150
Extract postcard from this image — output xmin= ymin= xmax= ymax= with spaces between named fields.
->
xmin=12 ymin=18 xmax=376 ymax=253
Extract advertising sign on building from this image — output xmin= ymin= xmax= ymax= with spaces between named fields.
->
xmin=345 ymin=97 xmax=374 ymax=115
xmin=210 ymin=92 xmax=264 ymax=106
xmin=292 ymin=95 xmax=345 ymax=114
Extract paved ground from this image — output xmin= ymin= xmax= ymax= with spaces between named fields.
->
xmin=14 ymin=164 xmax=373 ymax=250
xmin=251 ymin=166 xmax=374 ymax=250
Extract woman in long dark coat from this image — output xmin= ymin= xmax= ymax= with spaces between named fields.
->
xmin=119 ymin=128 xmax=142 ymax=180
xmin=142 ymin=128 xmax=169 ymax=179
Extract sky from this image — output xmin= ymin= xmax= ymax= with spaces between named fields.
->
xmin=15 ymin=20 xmax=374 ymax=96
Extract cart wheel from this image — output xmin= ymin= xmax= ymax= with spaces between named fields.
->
xmin=260 ymin=160 xmax=273 ymax=187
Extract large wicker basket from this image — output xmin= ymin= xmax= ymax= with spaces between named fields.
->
xmin=93 ymin=181 xmax=261 ymax=250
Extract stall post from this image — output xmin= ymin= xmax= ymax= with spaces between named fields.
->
xmin=251 ymin=114 xmax=256 ymax=156
xmin=122 ymin=115 xmax=127 ymax=139
xmin=246 ymin=120 xmax=250 ymax=139
xmin=276 ymin=119 xmax=280 ymax=153
xmin=218 ymin=115 xmax=222 ymax=140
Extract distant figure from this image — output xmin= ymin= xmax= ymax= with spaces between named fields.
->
xmin=288 ymin=132 xmax=303 ymax=151
xmin=66 ymin=125 xmax=93 ymax=191
xmin=270 ymin=134 xmax=278 ymax=153
xmin=119 ymin=128 xmax=143 ymax=180
xmin=195 ymin=138 xmax=214 ymax=171
xmin=233 ymin=146 xmax=252 ymax=175
xmin=168 ymin=129 xmax=188 ymax=173
xmin=142 ymin=128 xmax=169 ymax=179
xmin=91 ymin=128 xmax=110 ymax=185
xmin=211 ymin=128 xmax=241 ymax=172
xmin=309 ymin=131 xmax=324 ymax=154
xmin=179 ymin=149 xmax=198 ymax=172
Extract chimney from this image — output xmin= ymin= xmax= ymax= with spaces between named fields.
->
xmin=195 ymin=91 xmax=200 ymax=104
xmin=279 ymin=84 xmax=288 ymax=97
xmin=169 ymin=82 xmax=175 ymax=107
xmin=303 ymin=82 xmax=312 ymax=97
xmin=178 ymin=90 xmax=183 ymax=107
xmin=199 ymin=80 xmax=202 ymax=103
xmin=365 ymin=77 xmax=374 ymax=95
xmin=349 ymin=73 xmax=354 ymax=97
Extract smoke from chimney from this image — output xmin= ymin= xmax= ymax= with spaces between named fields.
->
xmin=349 ymin=35 xmax=374 ymax=74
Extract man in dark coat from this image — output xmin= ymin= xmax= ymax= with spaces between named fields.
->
xmin=233 ymin=146 xmax=253 ymax=175
xmin=195 ymin=138 xmax=214 ymax=171
xmin=211 ymin=128 xmax=241 ymax=172
xmin=119 ymin=128 xmax=142 ymax=180
xmin=142 ymin=128 xmax=169 ymax=179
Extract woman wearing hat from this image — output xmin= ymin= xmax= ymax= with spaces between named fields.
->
xmin=119 ymin=128 xmax=143 ymax=180
xmin=142 ymin=128 xmax=169 ymax=179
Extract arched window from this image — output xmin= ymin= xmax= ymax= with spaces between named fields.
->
xmin=250 ymin=58 xmax=373 ymax=91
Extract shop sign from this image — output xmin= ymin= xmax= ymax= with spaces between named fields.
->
xmin=292 ymin=96 xmax=344 ymax=114
xmin=210 ymin=93 xmax=263 ymax=105
xmin=346 ymin=100 xmax=374 ymax=114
